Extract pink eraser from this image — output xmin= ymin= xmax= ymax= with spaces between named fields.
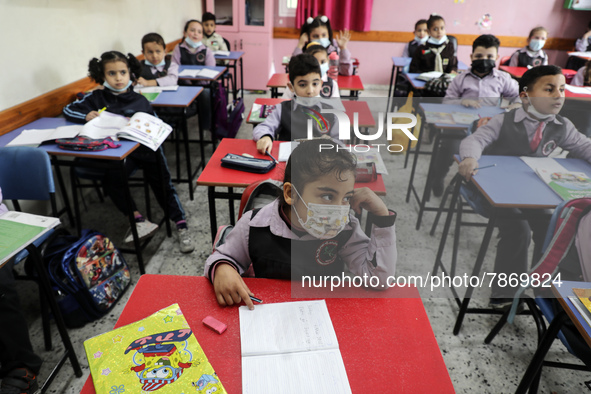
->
xmin=202 ymin=316 xmax=227 ymax=334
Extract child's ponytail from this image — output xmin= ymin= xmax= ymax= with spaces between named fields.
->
xmin=88 ymin=57 xmax=105 ymax=84
xmin=126 ymin=53 xmax=142 ymax=82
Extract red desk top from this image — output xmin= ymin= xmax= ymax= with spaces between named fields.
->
xmin=246 ymin=98 xmax=376 ymax=128
xmin=266 ymin=73 xmax=364 ymax=91
xmin=197 ymin=138 xmax=386 ymax=194
xmin=80 ymin=275 xmax=454 ymax=393
xmin=499 ymin=66 xmax=577 ymax=79
xmin=565 ymin=88 xmax=591 ymax=99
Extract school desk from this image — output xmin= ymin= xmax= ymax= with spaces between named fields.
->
xmin=567 ymin=51 xmax=591 ymax=61
xmin=196 ymin=138 xmax=386 ymax=241
xmin=499 ymin=66 xmax=578 ymax=82
xmin=149 ymin=86 xmax=203 ymax=200
xmin=408 ymin=103 xmax=505 ymax=230
xmin=79 ymin=274 xmax=455 ymax=394
xmin=434 ymin=155 xmax=591 ymax=335
xmin=2 ymin=117 xmax=166 ymax=275
xmin=266 ymin=73 xmax=365 ymax=98
xmin=214 ymin=50 xmax=245 ymax=100
xmin=515 ymin=280 xmax=591 ymax=393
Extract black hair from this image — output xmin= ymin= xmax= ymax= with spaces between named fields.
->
xmin=519 ymin=65 xmax=563 ymax=92
xmin=304 ymin=42 xmax=328 ymax=58
xmin=415 ymin=19 xmax=428 ymax=30
xmin=141 ymin=33 xmax=166 ymax=51
xmin=88 ymin=51 xmax=142 ymax=84
xmin=472 ymin=34 xmax=500 ymax=52
xmin=202 ymin=12 xmax=216 ymax=23
xmin=300 ymin=15 xmax=334 ymax=43
xmin=281 ymin=139 xmax=357 ymax=205
xmin=528 ymin=26 xmax=548 ymax=39
xmin=184 ymin=19 xmax=202 ymax=32
xmin=288 ymin=54 xmax=321 ymax=84
xmin=427 ymin=14 xmax=445 ymax=30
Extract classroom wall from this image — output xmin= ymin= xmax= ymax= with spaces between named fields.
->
xmin=272 ymin=0 xmax=591 ymax=86
xmin=0 ymin=0 xmax=203 ymax=111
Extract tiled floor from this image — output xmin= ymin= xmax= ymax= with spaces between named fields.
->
xmin=12 ymin=88 xmax=591 ymax=393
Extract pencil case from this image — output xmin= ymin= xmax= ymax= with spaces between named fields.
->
xmin=220 ymin=153 xmax=276 ymax=173
xmin=56 ymin=137 xmax=120 ymax=152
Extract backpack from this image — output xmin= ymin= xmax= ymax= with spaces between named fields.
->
xmin=214 ymin=84 xmax=245 ymax=139
xmin=423 ymin=74 xmax=453 ymax=97
xmin=42 ymin=229 xmax=131 ymax=327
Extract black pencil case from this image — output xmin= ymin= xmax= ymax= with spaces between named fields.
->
xmin=220 ymin=153 xmax=276 ymax=173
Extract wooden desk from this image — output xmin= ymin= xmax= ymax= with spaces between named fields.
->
xmin=266 ymin=73 xmax=365 ymax=98
xmin=148 ymin=86 xmax=203 ymax=200
xmin=79 ymin=275 xmax=454 ymax=393
xmin=196 ymin=138 xmax=386 ymax=240
xmin=214 ymin=51 xmax=245 ymax=100
xmin=499 ymin=66 xmax=577 ymax=82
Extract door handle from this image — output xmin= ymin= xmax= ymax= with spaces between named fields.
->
xmin=240 ymin=39 xmax=243 ymax=50
xmin=234 ymin=40 xmax=237 ymax=50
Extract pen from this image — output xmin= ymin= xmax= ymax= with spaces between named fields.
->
xmin=266 ymin=151 xmax=278 ymax=164
xmin=474 ymin=164 xmax=496 ymax=170
xmin=249 ymin=295 xmax=263 ymax=303
xmin=98 ymin=107 xmax=107 ymax=114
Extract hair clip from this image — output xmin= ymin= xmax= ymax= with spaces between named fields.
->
xmin=430 ymin=13 xmax=439 ymax=16
xmin=320 ymin=15 xmax=328 ymax=23
xmin=307 ymin=17 xmax=314 ymax=24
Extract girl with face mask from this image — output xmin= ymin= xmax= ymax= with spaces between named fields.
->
xmin=409 ymin=14 xmax=458 ymax=74
xmin=508 ymin=26 xmax=549 ymax=68
xmin=204 ymin=139 xmax=398 ymax=309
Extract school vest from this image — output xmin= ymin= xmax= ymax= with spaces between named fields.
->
xmin=179 ymin=46 xmax=208 ymax=65
xmin=277 ymin=100 xmax=337 ymax=141
xmin=483 ymin=109 xmax=566 ymax=157
xmin=518 ymin=51 xmax=545 ymax=67
xmin=139 ymin=56 xmax=172 ymax=80
xmin=247 ymin=209 xmax=354 ymax=279
xmin=408 ymin=40 xmax=420 ymax=58
xmin=320 ymin=78 xmax=334 ymax=98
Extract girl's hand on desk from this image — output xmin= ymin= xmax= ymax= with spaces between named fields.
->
xmin=461 ymin=99 xmax=481 ymax=108
xmin=297 ymin=33 xmax=309 ymax=49
xmin=86 ymin=111 xmax=100 ymax=121
xmin=349 ymin=187 xmax=389 ymax=217
xmin=137 ymin=77 xmax=156 ymax=87
xmin=459 ymin=158 xmax=479 ymax=181
xmin=213 ymin=263 xmax=255 ymax=310
xmin=337 ymin=29 xmax=351 ymax=49
xmin=256 ymin=136 xmax=273 ymax=155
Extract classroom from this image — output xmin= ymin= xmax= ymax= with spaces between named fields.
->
xmin=2 ymin=0 xmax=591 ymax=393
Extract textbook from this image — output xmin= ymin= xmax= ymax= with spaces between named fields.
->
xmin=8 ymin=112 xmax=172 ymax=151
xmin=239 ymin=300 xmax=352 ymax=394
xmin=0 ymin=211 xmax=60 ymax=264
xmin=84 ymin=304 xmax=227 ymax=394
xmin=179 ymin=68 xmax=220 ymax=79
xmin=534 ymin=168 xmax=591 ymax=200
xmin=569 ymin=288 xmax=591 ymax=327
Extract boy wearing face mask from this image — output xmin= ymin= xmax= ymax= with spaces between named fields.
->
xmin=253 ymin=54 xmax=340 ymax=155
xmin=136 ymin=33 xmax=178 ymax=87
xmin=403 ymin=19 xmax=429 ymax=58
xmin=509 ymin=26 xmax=549 ymax=68
xmin=458 ymin=65 xmax=591 ymax=310
xmin=430 ymin=35 xmax=519 ymax=196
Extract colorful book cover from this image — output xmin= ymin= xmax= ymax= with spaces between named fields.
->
xmin=141 ymin=92 xmax=161 ymax=102
xmin=535 ymin=169 xmax=591 ymax=200
xmin=573 ymin=288 xmax=591 ymax=313
xmin=84 ymin=304 xmax=226 ymax=393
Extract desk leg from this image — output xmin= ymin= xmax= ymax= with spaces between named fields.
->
xmin=453 ymin=208 xmax=497 ymax=335
xmin=240 ymin=58 xmax=244 ymax=100
xmin=26 ymin=244 xmax=82 ymax=378
xmin=51 ymin=159 xmax=74 ymax=227
xmin=415 ymin=128 xmax=441 ymax=230
xmin=386 ymin=64 xmax=396 ymax=114
xmin=174 ymin=122 xmax=181 ymax=185
xmin=208 ymin=186 xmax=217 ymax=244
xmin=432 ymin=175 xmax=462 ymax=277
xmin=183 ymin=108 xmax=194 ymax=201
xmin=69 ymin=166 xmax=82 ymax=237
xmin=405 ymin=113 xmax=425 ymax=203
xmin=120 ymin=160 xmax=146 ymax=275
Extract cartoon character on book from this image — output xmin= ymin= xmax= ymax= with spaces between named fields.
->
xmin=126 ymin=329 xmax=194 ymax=391
xmin=193 ymin=373 xmax=222 ymax=392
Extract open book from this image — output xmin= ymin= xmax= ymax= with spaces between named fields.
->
xmin=521 ymin=157 xmax=591 ymax=200
xmin=239 ymin=300 xmax=352 ymax=394
xmin=8 ymin=112 xmax=172 ymax=151
xmin=179 ymin=68 xmax=220 ymax=79
xmin=416 ymin=71 xmax=457 ymax=82
xmin=0 ymin=211 xmax=60 ymax=263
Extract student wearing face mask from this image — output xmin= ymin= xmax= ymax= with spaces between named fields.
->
xmin=204 ymin=139 xmax=398 ymax=309
xmin=292 ymin=15 xmax=354 ymax=76
xmin=409 ymin=14 xmax=458 ymax=74
xmin=282 ymin=43 xmax=340 ymax=99
xmin=458 ymin=66 xmax=591 ymax=310
xmin=430 ymin=35 xmax=520 ymax=196
xmin=403 ymin=19 xmax=429 ymax=58
xmin=508 ymin=26 xmax=549 ymax=68
xmin=253 ymin=54 xmax=341 ymax=155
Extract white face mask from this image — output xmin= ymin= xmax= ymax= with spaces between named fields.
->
xmin=145 ymin=59 xmax=166 ymax=67
xmin=529 ymin=39 xmax=545 ymax=52
xmin=319 ymin=37 xmax=331 ymax=48
xmin=185 ymin=37 xmax=202 ymax=49
xmin=415 ymin=35 xmax=428 ymax=45
xmin=319 ymin=62 xmax=329 ymax=78
xmin=427 ymin=35 xmax=447 ymax=45
xmin=294 ymin=95 xmax=322 ymax=107
xmin=292 ymin=187 xmax=350 ymax=239
xmin=524 ymin=92 xmax=554 ymax=120
xmin=103 ymin=80 xmax=132 ymax=93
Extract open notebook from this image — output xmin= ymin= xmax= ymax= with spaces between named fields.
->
xmin=239 ymin=300 xmax=352 ymax=393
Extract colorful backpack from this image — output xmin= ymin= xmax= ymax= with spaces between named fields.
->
xmin=43 ymin=229 xmax=131 ymax=327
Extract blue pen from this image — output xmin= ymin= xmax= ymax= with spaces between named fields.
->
xmin=250 ymin=295 xmax=263 ymax=303
xmin=266 ymin=151 xmax=278 ymax=164
xmin=474 ymin=164 xmax=497 ymax=170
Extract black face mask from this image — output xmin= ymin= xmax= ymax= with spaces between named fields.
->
xmin=471 ymin=59 xmax=496 ymax=75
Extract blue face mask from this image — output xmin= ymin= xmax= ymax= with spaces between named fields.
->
xmin=145 ymin=59 xmax=166 ymax=67
xmin=320 ymin=62 xmax=329 ymax=78
xmin=319 ymin=38 xmax=331 ymax=48
xmin=185 ymin=37 xmax=202 ymax=49
xmin=529 ymin=39 xmax=545 ymax=52
xmin=103 ymin=80 xmax=132 ymax=93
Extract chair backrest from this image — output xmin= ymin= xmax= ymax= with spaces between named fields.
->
xmin=238 ymin=179 xmax=283 ymax=220
xmin=447 ymin=35 xmax=458 ymax=56
xmin=499 ymin=56 xmax=511 ymax=66
xmin=0 ymin=146 xmax=55 ymax=201
xmin=223 ymin=37 xmax=231 ymax=52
